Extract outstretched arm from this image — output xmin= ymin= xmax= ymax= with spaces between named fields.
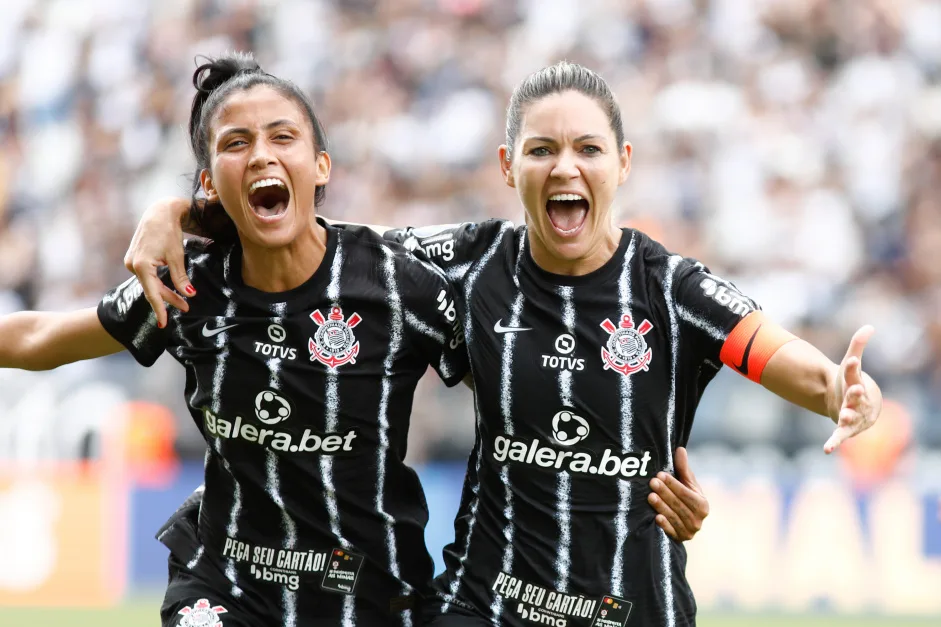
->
xmin=0 ymin=308 xmax=125 ymax=370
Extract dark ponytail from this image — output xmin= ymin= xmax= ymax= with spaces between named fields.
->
xmin=187 ymin=52 xmax=329 ymax=243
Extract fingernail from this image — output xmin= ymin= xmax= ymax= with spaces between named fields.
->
xmin=650 ymin=479 xmax=661 ymax=490
xmin=158 ymin=320 xmax=165 ymax=329
xmin=658 ymin=472 xmax=668 ymax=481
xmin=185 ymin=285 xmax=196 ymax=295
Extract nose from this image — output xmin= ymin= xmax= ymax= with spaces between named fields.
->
xmin=550 ymin=148 xmax=579 ymax=180
xmin=248 ymin=138 xmax=277 ymax=171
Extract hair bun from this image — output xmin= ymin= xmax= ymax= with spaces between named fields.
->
xmin=193 ymin=52 xmax=262 ymax=95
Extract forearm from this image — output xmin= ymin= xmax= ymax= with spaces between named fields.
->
xmin=760 ymin=340 xmax=840 ymax=419
xmin=0 ymin=308 xmax=123 ymax=370
xmin=0 ymin=311 xmax=60 ymax=370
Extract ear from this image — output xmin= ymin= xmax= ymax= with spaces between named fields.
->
xmin=498 ymin=145 xmax=515 ymax=188
xmin=199 ymin=169 xmax=219 ymax=202
xmin=314 ymin=150 xmax=331 ymax=186
xmin=618 ymin=142 xmax=633 ymax=185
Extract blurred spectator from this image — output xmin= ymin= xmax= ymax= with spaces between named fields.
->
xmin=1 ymin=0 xmax=939 ymax=462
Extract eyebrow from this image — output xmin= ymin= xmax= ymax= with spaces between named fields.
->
xmin=523 ymin=134 xmax=606 ymax=144
xmin=217 ymin=119 xmax=299 ymax=139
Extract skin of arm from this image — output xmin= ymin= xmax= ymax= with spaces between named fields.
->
xmin=760 ymin=328 xmax=881 ymax=454
xmin=0 ymin=308 xmax=125 ymax=371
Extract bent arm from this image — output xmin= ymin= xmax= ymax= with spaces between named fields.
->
xmin=0 ymin=308 xmax=125 ymax=371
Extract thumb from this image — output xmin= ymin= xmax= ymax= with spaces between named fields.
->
xmin=843 ymin=325 xmax=874 ymax=363
xmin=674 ymin=447 xmax=699 ymax=491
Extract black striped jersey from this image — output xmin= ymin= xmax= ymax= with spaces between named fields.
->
xmin=97 ymin=221 xmax=468 ymax=625
xmin=386 ymin=220 xmax=760 ymax=627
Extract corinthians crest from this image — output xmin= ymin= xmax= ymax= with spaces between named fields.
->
xmin=309 ymin=306 xmax=362 ymax=368
xmin=600 ymin=314 xmax=654 ymax=377
xmin=177 ymin=599 xmax=227 ymax=627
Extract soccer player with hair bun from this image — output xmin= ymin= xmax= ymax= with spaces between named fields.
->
xmin=0 ymin=52 xmax=471 ymax=626
xmin=127 ymin=61 xmax=882 ymax=627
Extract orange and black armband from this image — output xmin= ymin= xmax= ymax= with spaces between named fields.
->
xmin=719 ymin=311 xmax=798 ymax=383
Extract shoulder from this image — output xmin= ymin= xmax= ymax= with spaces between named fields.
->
xmin=628 ymin=229 xmax=702 ymax=280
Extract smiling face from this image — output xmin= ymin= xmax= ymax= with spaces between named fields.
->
xmin=199 ymin=85 xmax=330 ymax=250
xmin=500 ymin=90 xmax=631 ymax=275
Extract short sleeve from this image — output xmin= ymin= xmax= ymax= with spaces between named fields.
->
xmin=671 ymin=258 xmax=760 ymax=365
xmin=97 ymin=274 xmax=171 ymax=367
xmin=384 ymin=220 xmax=513 ymax=290
xmin=397 ymin=254 xmax=470 ymax=387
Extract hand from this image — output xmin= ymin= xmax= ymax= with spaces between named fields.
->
xmin=123 ymin=197 xmax=193 ymax=328
xmin=823 ymin=325 xmax=881 ymax=454
xmin=648 ymin=447 xmax=709 ymax=541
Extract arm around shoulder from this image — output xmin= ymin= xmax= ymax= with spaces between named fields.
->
xmin=0 ymin=307 xmax=125 ymax=371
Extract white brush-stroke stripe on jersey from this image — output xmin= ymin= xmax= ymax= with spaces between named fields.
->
xmin=656 ymin=253 xmax=684 ymax=627
xmin=264 ymin=303 xmax=298 ymax=627
xmin=377 ymin=246 xmax=406 ymax=587
xmin=554 ymin=286 xmax=576 ymax=592
xmin=321 ymin=238 xmax=351 ymax=549
xmin=208 ymin=285 xmax=242 ymax=597
xmin=461 ymin=222 xmax=513 ymax=345
xmin=491 ymin=269 xmax=525 ymax=626
xmin=404 ymin=310 xmax=446 ymax=344
xmin=676 ymin=304 xmax=726 ymax=342
xmin=610 ymin=233 xmax=636 ymax=597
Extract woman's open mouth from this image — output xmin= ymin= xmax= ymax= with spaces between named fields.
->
xmin=248 ymin=178 xmax=290 ymax=222
xmin=546 ymin=193 xmax=589 ymax=237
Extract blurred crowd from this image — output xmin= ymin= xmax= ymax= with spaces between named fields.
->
xmin=1 ymin=0 xmax=940 ymax=468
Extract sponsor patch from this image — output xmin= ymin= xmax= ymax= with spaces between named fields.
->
xmin=321 ymin=548 xmax=364 ymax=594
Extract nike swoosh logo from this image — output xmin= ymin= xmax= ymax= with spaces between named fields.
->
xmin=493 ymin=319 xmax=532 ymax=334
xmin=734 ymin=325 xmax=761 ymax=375
xmin=201 ymin=323 xmax=239 ymax=337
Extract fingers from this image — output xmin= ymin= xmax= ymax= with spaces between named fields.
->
xmin=674 ymin=447 xmax=702 ymax=493
xmin=648 ymin=473 xmax=706 ymax=541
xmin=167 ymin=247 xmax=196 ymax=297
xmin=842 ymin=325 xmax=874 ymax=363
xmin=159 ymin=283 xmax=190 ymax=313
xmin=655 ymin=514 xmax=679 ymax=541
xmin=823 ymin=424 xmax=854 ymax=454
xmin=140 ymin=273 xmax=169 ymax=329
xmin=842 ymin=356 xmax=863 ymax=388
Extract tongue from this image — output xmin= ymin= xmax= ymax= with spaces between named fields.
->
xmin=254 ymin=201 xmax=286 ymax=218
xmin=547 ymin=200 xmax=588 ymax=232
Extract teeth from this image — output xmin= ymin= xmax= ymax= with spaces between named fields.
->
xmin=249 ymin=178 xmax=287 ymax=193
xmin=548 ymin=193 xmax=585 ymax=202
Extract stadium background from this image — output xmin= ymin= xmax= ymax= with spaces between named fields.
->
xmin=1 ymin=0 xmax=940 ymax=624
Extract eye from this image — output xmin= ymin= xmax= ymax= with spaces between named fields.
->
xmin=274 ymin=133 xmax=294 ymax=141
xmin=582 ymin=145 xmax=601 ymax=154
xmin=529 ymin=146 xmax=551 ymax=157
xmin=225 ymin=138 xmax=247 ymax=149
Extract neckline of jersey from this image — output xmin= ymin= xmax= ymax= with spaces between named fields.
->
xmin=223 ymin=217 xmax=339 ymax=308
xmin=520 ymin=227 xmax=633 ymax=287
